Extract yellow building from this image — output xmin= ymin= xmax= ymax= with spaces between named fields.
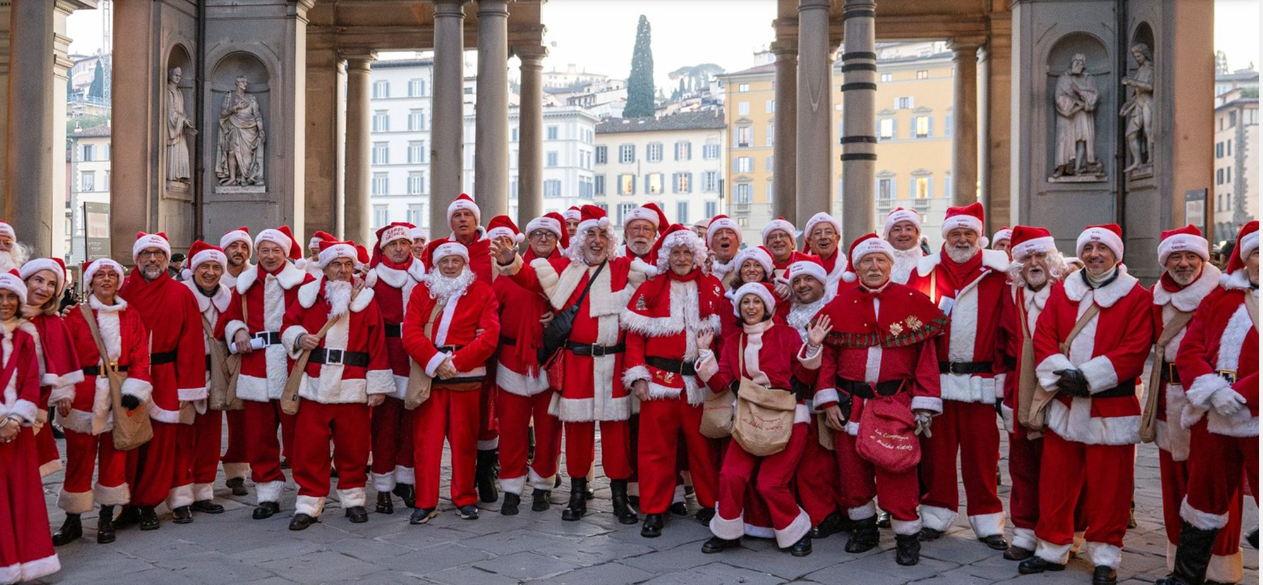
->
xmin=718 ymin=62 xmax=778 ymax=243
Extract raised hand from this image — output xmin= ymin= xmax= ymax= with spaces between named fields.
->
xmin=697 ymin=329 xmax=714 ymax=351
xmin=806 ymin=315 xmax=833 ymax=346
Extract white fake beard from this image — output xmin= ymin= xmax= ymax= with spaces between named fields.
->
xmin=945 ymin=243 xmax=980 ymax=264
xmin=427 ymin=268 xmax=475 ymax=305
xmin=787 ymin=296 xmax=828 ymax=334
xmin=325 ymin=279 xmax=353 ymax=318
xmin=0 ymin=249 xmax=18 ymax=272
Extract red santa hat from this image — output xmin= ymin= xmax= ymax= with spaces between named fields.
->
xmin=992 ymin=226 xmax=1013 ymax=247
xmin=431 ymin=241 xmax=470 ymax=266
xmin=257 ymin=225 xmax=303 ymax=260
xmin=941 ymin=202 xmax=985 ymax=238
xmin=527 ymin=212 xmax=570 ymax=250
xmin=706 ymin=215 xmax=742 ymax=249
xmin=1156 ymin=224 xmax=1210 ymax=266
xmin=1225 ymin=220 xmax=1259 ymax=275
xmin=0 ymin=221 xmax=13 ymax=241
xmin=219 ymin=226 xmax=253 ymax=253
xmin=650 ymin=224 xmax=707 ymax=273
xmin=132 ymin=232 xmax=171 ymax=263
xmin=19 ymin=257 xmax=67 ymax=295
xmin=732 ymin=282 xmax=777 ymax=318
xmin=734 ymin=246 xmax=774 ymax=277
xmin=1076 ymin=223 xmax=1124 ymax=261
xmin=625 ymin=202 xmax=668 ymax=233
xmin=308 ymin=230 xmax=336 ymax=252
xmin=563 ymin=206 xmax=582 ymax=223
xmin=82 ymin=258 xmax=125 ymax=286
xmin=371 ymin=222 xmax=417 ymax=267
xmin=447 ymin=193 xmax=481 ymax=226
xmin=783 ymin=255 xmax=827 ymax=286
xmin=188 ymin=241 xmax=227 ymax=272
xmin=0 ymin=269 xmax=27 ymax=305
xmin=848 ymin=233 xmax=895 ymax=267
xmin=762 ymin=217 xmax=797 ymax=244
xmin=486 ymin=215 xmax=525 ymax=244
xmin=317 ymin=240 xmax=359 ymax=269
xmin=410 ymin=226 xmax=428 ymax=241
xmin=883 ymin=207 xmax=922 ymax=238
xmin=1009 ymin=225 xmax=1057 ymax=261
xmin=575 ymin=204 xmax=611 ymax=235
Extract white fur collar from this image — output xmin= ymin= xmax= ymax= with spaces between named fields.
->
xmin=1221 ymin=269 xmax=1257 ymax=292
xmin=1063 ymin=264 xmax=1138 ymax=308
xmin=236 ymin=261 xmax=307 ymax=294
xmin=297 ymin=276 xmax=375 ymax=312
xmin=183 ymin=278 xmax=233 ymax=314
xmin=372 ymin=259 xmax=427 ymax=289
xmin=915 ymin=248 xmax=1010 ymax=277
xmin=1152 ymin=265 xmax=1222 ymax=312
xmin=87 ymin=294 xmax=128 ymax=313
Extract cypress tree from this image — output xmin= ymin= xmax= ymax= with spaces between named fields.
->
xmin=88 ymin=60 xmax=105 ymax=100
xmin=623 ymin=15 xmax=655 ymax=118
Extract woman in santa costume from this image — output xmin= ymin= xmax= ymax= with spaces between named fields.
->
xmin=365 ymin=222 xmax=426 ymax=514
xmin=1021 ymin=224 xmax=1153 ymax=585
xmin=622 ymin=224 xmax=724 ymax=538
xmin=0 ymin=270 xmax=60 ymax=583
xmin=492 ymin=213 xmax=566 ymax=516
xmin=696 ymin=281 xmax=816 ymax=556
xmin=58 ymin=259 xmax=152 ymax=545
xmin=282 ymin=240 xmax=394 ymax=531
xmin=805 ymin=234 xmax=945 ymax=566
xmin=214 ymin=225 xmax=313 ymax=519
xmin=19 ymin=257 xmax=83 ymax=480
xmin=1162 ymin=221 xmax=1259 ymax=585
xmin=717 ymin=246 xmax=776 ymax=342
xmin=402 ymin=241 xmax=501 ymax=523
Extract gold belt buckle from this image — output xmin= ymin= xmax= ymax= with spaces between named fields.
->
xmin=1166 ymin=362 xmax=1179 ymax=381
xmin=1218 ymin=369 xmax=1237 ymax=383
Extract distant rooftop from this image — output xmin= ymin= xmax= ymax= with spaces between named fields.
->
xmin=70 ymin=123 xmax=110 ymax=138
xmin=596 ymin=110 xmax=726 ymax=134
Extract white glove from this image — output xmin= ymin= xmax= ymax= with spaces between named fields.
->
xmin=914 ymin=410 xmax=933 ymax=438
xmin=1209 ymin=387 xmax=1246 ymax=417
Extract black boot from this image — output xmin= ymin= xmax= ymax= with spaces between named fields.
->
xmin=561 ymin=478 xmax=587 ymax=521
xmin=1157 ymin=521 xmax=1219 ymax=585
xmin=789 ymin=535 xmax=813 ymax=557
xmin=1092 ymin=565 xmax=1117 ymax=585
xmin=918 ymin=526 xmax=943 ymax=541
xmin=810 ymin=510 xmax=844 ymax=539
xmin=669 ymin=502 xmax=688 ymax=517
xmin=1003 ymin=545 xmax=1034 ymax=561
xmin=610 ymin=480 xmax=638 ymax=525
xmin=97 ymin=506 xmax=116 ymax=544
xmin=376 ymin=492 xmax=394 ymax=514
xmin=171 ymin=506 xmax=193 ymax=524
xmin=410 ymin=507 xmax=438 ymax=525
xmin=253 ymin=501 xmax=281 ymax=520
xmin=1018 ymin=557 xmax=1066 ymax=574
xmin=138 ymin=507 xmax=160 ymax=530
xmin=845 ymin=516 xmax=880 ymax=554
xmin=226 ymin=477 xmax=249 ymax=497
xmin=392 ymin=483 xmax=416 ymax=509
xmin=475 ymin=449 xmax=500 ymax=503
xmin=191 ymin=500 xmax=224 ymax=514
xmin=701 ymin=536 xmax=740 ymax=554
xmin=979 ymin=534 xmax=1008 ymax=550
xmin=695 ymin=507 xmax=715 ymax=525
xmin=345 ymin=506 xmax=369 ymax=524
xmin=531 ymin=489 xmax=550 ymax=512
xmin=895 ymin=533 xmax=921 ymax=566
xmin=113 ymin=506 xmax=141 ymax=530
xmin=1249 ymin=528 xmax=1259 ymax=550
xmin=876 ymin=509 xmax=891 ymax=528
xmin=289 ymin=513 xmax=317 ymax=531
xmin=641 ymin=514 xmax=664 ymax=538
xmin=51 ymin=514 xmax=82 ymax=546
xmin=501 ymin=492 xmax=521 ymax=516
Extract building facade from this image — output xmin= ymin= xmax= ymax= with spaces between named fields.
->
xmin=1212 ymin=88 xmax=1259 ymax=244
xmin=66 ymin=123 xmax=111 ymax=265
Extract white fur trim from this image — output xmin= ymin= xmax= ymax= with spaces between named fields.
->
xmin=621 ymin=365 xmax=651 ymax=387
xmin=256 ymin=480 xmax=285 ymax=504
xmin=1062 ymin=265 xmax=1138 ymax=308
xmin=254 ymin=229 xmax=294 ymax=258
xmin=1240 ymin=230 xmax=1258 ymax=260
xmin=850 ymin=237 xmax=896 ymax=268
xmin=911 ymin=396 xmax=943 ymax=414
xmin=496 ymin=363 xmax=550 ymax=397
xmin=120 ymin=377 xmax=152 ymax=405
xmin=179 ymin=386 xmax=208 ymax=402
xmin=1222 ymin=269 xmax=1254 ymax=291
xmin=796 ymin=343 xmax=821 ymax=371
xmin=395 ymin=465 xmax=415 ymax=485
xmin=762 ymin=219 xmax=796 ymax=243
xmin=1012 ymin=527 xmax=1037 ymax=551
xmin=1158 ymin=234 xmax=1210 ymax=266
xmin=0 ymin=554 xmax=60 ymax=584
xmin=814 ymin=388 xmax=839 ymax=407
xmin=1012 ymin=236 xmax=1056 ymax=261
xmin=884 ymin=209 xmax=922 ymax=237
xmin=94 ymin=482 xmax=131 ymax=506
xmin=968 ymin=511 xmax=1006 ymax=538
xmin=1080 ymin=356 xmax=1121 ymax=394
xmin=132 ymin=233 xmax=171 ymax=263
xmin=1044 ymin=398 xmax=1140 ymax=445
xmin=1207 ymin=551 xmax=1244 ymax=584
xmin=1153 ymin=265 xmax=1222 ymax=312
xmin=1157 ymin=385 xmax=1191 ymax=460
xmin=477 ymin=438 xmax=499 ymax=450
xmin=848 ymin=501 xmax=877 ymax=520
xmin=1206 ymin=409 xmax=1258 ymax=438
xmin=528 ymin=468 xmax=554 ymax=491
xmin=1181 ymin=496 xmax=1229 ymax=529
xmin=194 ymin=482 xmax=214 ymax=503
xmin=373 ymin=472 xmax=396 ymax=493
xmin=942 ymin=214 xmax=983 ymax=238
xmin=235 ymin=261 xmax=307 ymax=295
xmin=919 ymin=504 xmax=958 ymax=532
xmin=1087 ymin=542 xmax=1122 ymax=569
xmin=58 ymin=489 xmax=95 ymax=514
xmin=891 ymin=517 xmax=924 ymax=536
xmin=1035 ymin=539 xmax=1072 ymax=564
xmin=167 ymin=483 xmax=195 ymax=509
xmin=295 ymin=495 xmax=326 ymax=517
xmin=500 ymin=475 xmax=527 ymax=496
xmin=148 ymin=402 xmax=182 ymax=424
xmin=1077 ymin=227 xmax=1124 ymax=261
xmin=338 ymin=487 xmax=366 ymax=509
xmin=776 ymin=510 xmax=812 ymax=549
xmin=710 ymin=511 xmax=745 ymax=540
xmin=695 ymin=350 xmax=719 ymax=382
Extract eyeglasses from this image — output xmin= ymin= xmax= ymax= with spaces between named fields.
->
xmin=529 ymin=231 xmax=557 ymax=241
xmin=137 ymin=250 xmax=167 ymax=260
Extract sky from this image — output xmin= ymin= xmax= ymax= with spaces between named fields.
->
xmin=67 ymin=0 xmax=1259 ymax=83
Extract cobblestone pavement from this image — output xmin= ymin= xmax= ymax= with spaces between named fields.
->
xmin=38 ymin=429 xmax=1258 ymax=585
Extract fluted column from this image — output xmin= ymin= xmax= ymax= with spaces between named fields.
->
xmin=5 ymin=0 xmax=55 ymax=256
xmin=516 ymin=46 xmax=546 ymax=229
xmin=430 ymin=0 xmax=466 ymax=235
xmin=795 ymin=0 xmax=831 ymax=224
xmin=474 ymin=0 xmax=509 ymax=222
xmin=950 ymin=40 xmax=980 ymax=207
xmin=840 ymin=0 xmax=877 ymax=241
xmin=772 ymin=40 xmax=798 ymax=223
xmin=343 ymin=50 xmax=376 ymax=244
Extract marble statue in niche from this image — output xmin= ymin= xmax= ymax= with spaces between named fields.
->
xmin=216 ymin=75 xmax=265 ymax=186
xmin=1121 ymin=43 xmax=1154 ymax=174
xmin=1051 ymin=53 xmax=1106 ymax=180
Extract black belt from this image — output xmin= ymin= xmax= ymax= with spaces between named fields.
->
xmin=384 ymin=323 xmax=402 ymax=338
xmin=939 ymin=361 xmax=993 ymax=375
xmin=151 ymin=350 xmax=178 ymax=365
xmin=1092 ymin=383 xmax=1136 ymax=399
xmin=443 ymin=376 xmax=486 ymax=384
xmin=1003 ymin=356 xmax=1017 ymax=370
xmin=1160 ymin=361 xmax=1180 ymax=384
xmin=565 ymin=341 xmax=625 ymax=357
xmin=308 ymin=348 xmax=370 ymax=368
xmin=205 ymin=354 xmax=212 ymax=371
xmin=436 ymin=344 xmax=465 ymax=353
xmin=836 ymin=377 xmax=904 ymax=399
xmin=499 ymin=336 xmax=516 ymax=347
xmin=83 ymin=364 xmax=129 ymax=376
xmin=646 ymin=356 xmax=697 ymax=377
xmin=253 ymin=331 xmax=282 ymax=346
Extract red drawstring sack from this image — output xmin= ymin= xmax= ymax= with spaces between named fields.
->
xmin=855 ymin=395 xmax=920 ymax=473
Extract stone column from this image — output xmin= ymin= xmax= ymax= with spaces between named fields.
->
xmin=950 ymin=39 xmax=981 ymax=207
xmin=304 ymin=48 xmax=347 ymax=241
xmin=840 ymin=0 xmax=877 ymax=242
xmin=983 ymin=17 xmax=1011 ymax=232
xmin=430 ymin=0 xmax=465 ymax=236
xmin=474 ymin=0 xmax=509 ymax=222
xmin=50 ymin=4 xmax=74 ymax=259
xmin=5 ymin=0 xmax=55 ymax=257
xmin=772 ymin=40 xmax=797 ymax=223
xmin=795 ymin=0 xmax=831 ymax=225
xmin=343 ymin=50 xmax=376 ymax=244
xmin=515 ymin=46 xmax=546 ymax=229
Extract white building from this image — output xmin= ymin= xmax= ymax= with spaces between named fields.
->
xmin=1212 ymin=88 xmax=1258 ymax=244
xmin=593 ymin=110 xmax=728 ymax=230
xmin=66 ymin=123 xmax=112 ymax=265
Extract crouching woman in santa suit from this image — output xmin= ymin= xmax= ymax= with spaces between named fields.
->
xmin=0 ymin=270 xmax=61 ymax=584
xmin=695 ymin=282 xmax=817 ymax=557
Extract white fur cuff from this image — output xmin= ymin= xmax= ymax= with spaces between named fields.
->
xmin=1080 ymin=356 xmax=1120 ymax=394
xmin=911 ymin=396 xmax=943 ymax=414
xmin=1181 ymin=496 xmax=1229 ymax=530
xmin=710 ymin=512 xmax=745 ymax=540
xmin=296 ymin=495 xmax=326 ymax=517
xmin=338 ymin=487 xmax=366 ymax=509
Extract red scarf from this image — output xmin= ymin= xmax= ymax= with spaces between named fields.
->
xmin=119 ymin=267 xmax=173 ymax=328
xmin=937 ymin=248 xmax=984 ymax=292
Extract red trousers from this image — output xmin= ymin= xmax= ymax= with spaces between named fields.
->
xmin=1160 ymin=443 xmax=1245 ymax=583
xmin=835 ymin=427 xmax=922 ymax=535
xmin=564 ymin=419 xmax=632 ymax=480
xmin=0 ymin=429 xmax=59 ymax=583
xmin=415 ymin=386 xmax=480 ymax=509
xmin=221 ymin=408 xmax=249 ymax=480
xmin=60 ymin=429 xmax=129 ymax=514
xmin=795 ymin=417 xmax=841 ymax=525
xmin=497 ymin=390 xmax=560 ymax=496
xmin=172 ymin=410 xmax=223 ymax=507
xmin=478 ymin=377 xmax=499 ymax=450
xmin=713 ymin=423 xmax=810 ymax=547
xmin=1034 ymin=431 xmax=1134 ymax=569
xmin=636 ymin=395 xmax=719 ymax=514
xmin=126 ymin=420 xmax=177 ymax=508
xmin=371 ymin=396 xmax=416 ymax=492
xmin=244 ymin=399 xmax=296 ymax=504
xmin=919 ymin=400 xmax=1004 ymax=537
xmin=1008 ymin=430 xmax=1042 ymax=551
xmin=292 ymin=401 xmax=370 ymax=518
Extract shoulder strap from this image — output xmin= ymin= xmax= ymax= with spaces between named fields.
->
xmin=1156 ymin=310 xmax=1195 ymax=350
xmin=200 ymin=315 xmax=215 ymax=339
xmin=422 ymin=300 xmax=445 ymax=340
xmin=1245 ymin=294 xmax=1259 ymax=330
xmin=78 ymin=304 xmax=116 ymax=372
xmin=575 ymin=261 xmax=607 ymax=308
xmin=1060 ymin=303 xmax=1101 ymax=356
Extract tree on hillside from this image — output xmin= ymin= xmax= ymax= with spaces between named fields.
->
xmin=88 ymin=60 xmax=105 ymax=100
xmin=623 ymin=15 xmax=655 ymax=118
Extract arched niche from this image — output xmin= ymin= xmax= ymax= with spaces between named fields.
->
xmin=1044 ymin=32 xmax=1111 ymax=182
xmin=163 ymin=44 xmax=196 ymax=193
xmin=209 ymin=52 xmax=270 ymax=189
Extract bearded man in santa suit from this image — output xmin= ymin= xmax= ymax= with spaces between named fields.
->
xmin=705 ymin=215 xmax=742 ymax=286
xmin=363 ymin=222 xmax=426 ymax=514
xmin=0 ymin=220 xmax=28 ymax=272
xmin=281 ymin=240 xmax=392 ymax=530
xmin=214 ymin=225 xmax=313 ymax=519
xmin=1163 ymin=221 xmax=1259 ymax=585
xmin=883 ymin=208 xmax=926 ymax=285
xmin=802 ymin=212 xmax=848 ymax=290
xmin=905 ymin=202 xmax=1010 ymax=549
xmin=491 ymin=205 xmax=650 ymax=525
xmin=622 ymin=224 xmax=724 ymax=538
xmin=622 ymin=202 xmax=669 ymax=264
xmin=402 ymin=242 xmax=501 ymax=523
xmin=216 ymin=227 xmax=253 ymax=495
xmin=1019 ymin=224 xmax=1153 ymax=585
xmin=115 ymin=232 xmax=206 ymax=530
xmin=493 ymin=213 xmax=566 ymax=516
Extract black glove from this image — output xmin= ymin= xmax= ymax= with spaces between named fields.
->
xmin=120 ymin=394 xmax=141 ymax=410
xmin=1052 ymin=369 xmax=1090 ymax=397
xmin=994 ymin=399 xmax=1004 ymax=417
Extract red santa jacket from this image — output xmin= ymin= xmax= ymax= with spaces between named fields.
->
xmin=804 ymin=282 xmax=945 ymax=435
xmin=367 ymin=256 xmax=427 ymax=399
xmin=27 ymin=311 xmax=84 ymax=407
xmin=62 ymin=296 xmax=152 ymax=435
xmin=696 ymin=320 xmax=811 ymax=425
xmin=1149 ymin=266 xmax=1223 ymax=460
xmin=998 ymin=282 xmax=1054 ymax=434
xmin=281 ymin=277 xmax=393 ymax=404
xmin=120 ymin=269 xmax=206 ymax=424
xmin=498 ymin=252 xmax=649 ymax=422
xmin=214 ymin=261 xmax=312 ymax=402
xmin=185 ymin=279 xmax=234 ymax=388
xmin=0 ymin=321 xmax=43 ymax=428
xmin=401 ymin=276 xmax=500 ymax=384
xmin=422 ymin=234 xmax=493 ymax=285
xmin=906 ymin=249 xmax=1010 ymax=405
xmin=1033 ymin=266 xmax=1154 ymax=445
xmin=493 ymin=249 xmax=558 ymax=397
xmin=1175 ymin=269 xmax=1258 ymax=438
xmin=621 ymin=270 xmax=724 ymax=406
